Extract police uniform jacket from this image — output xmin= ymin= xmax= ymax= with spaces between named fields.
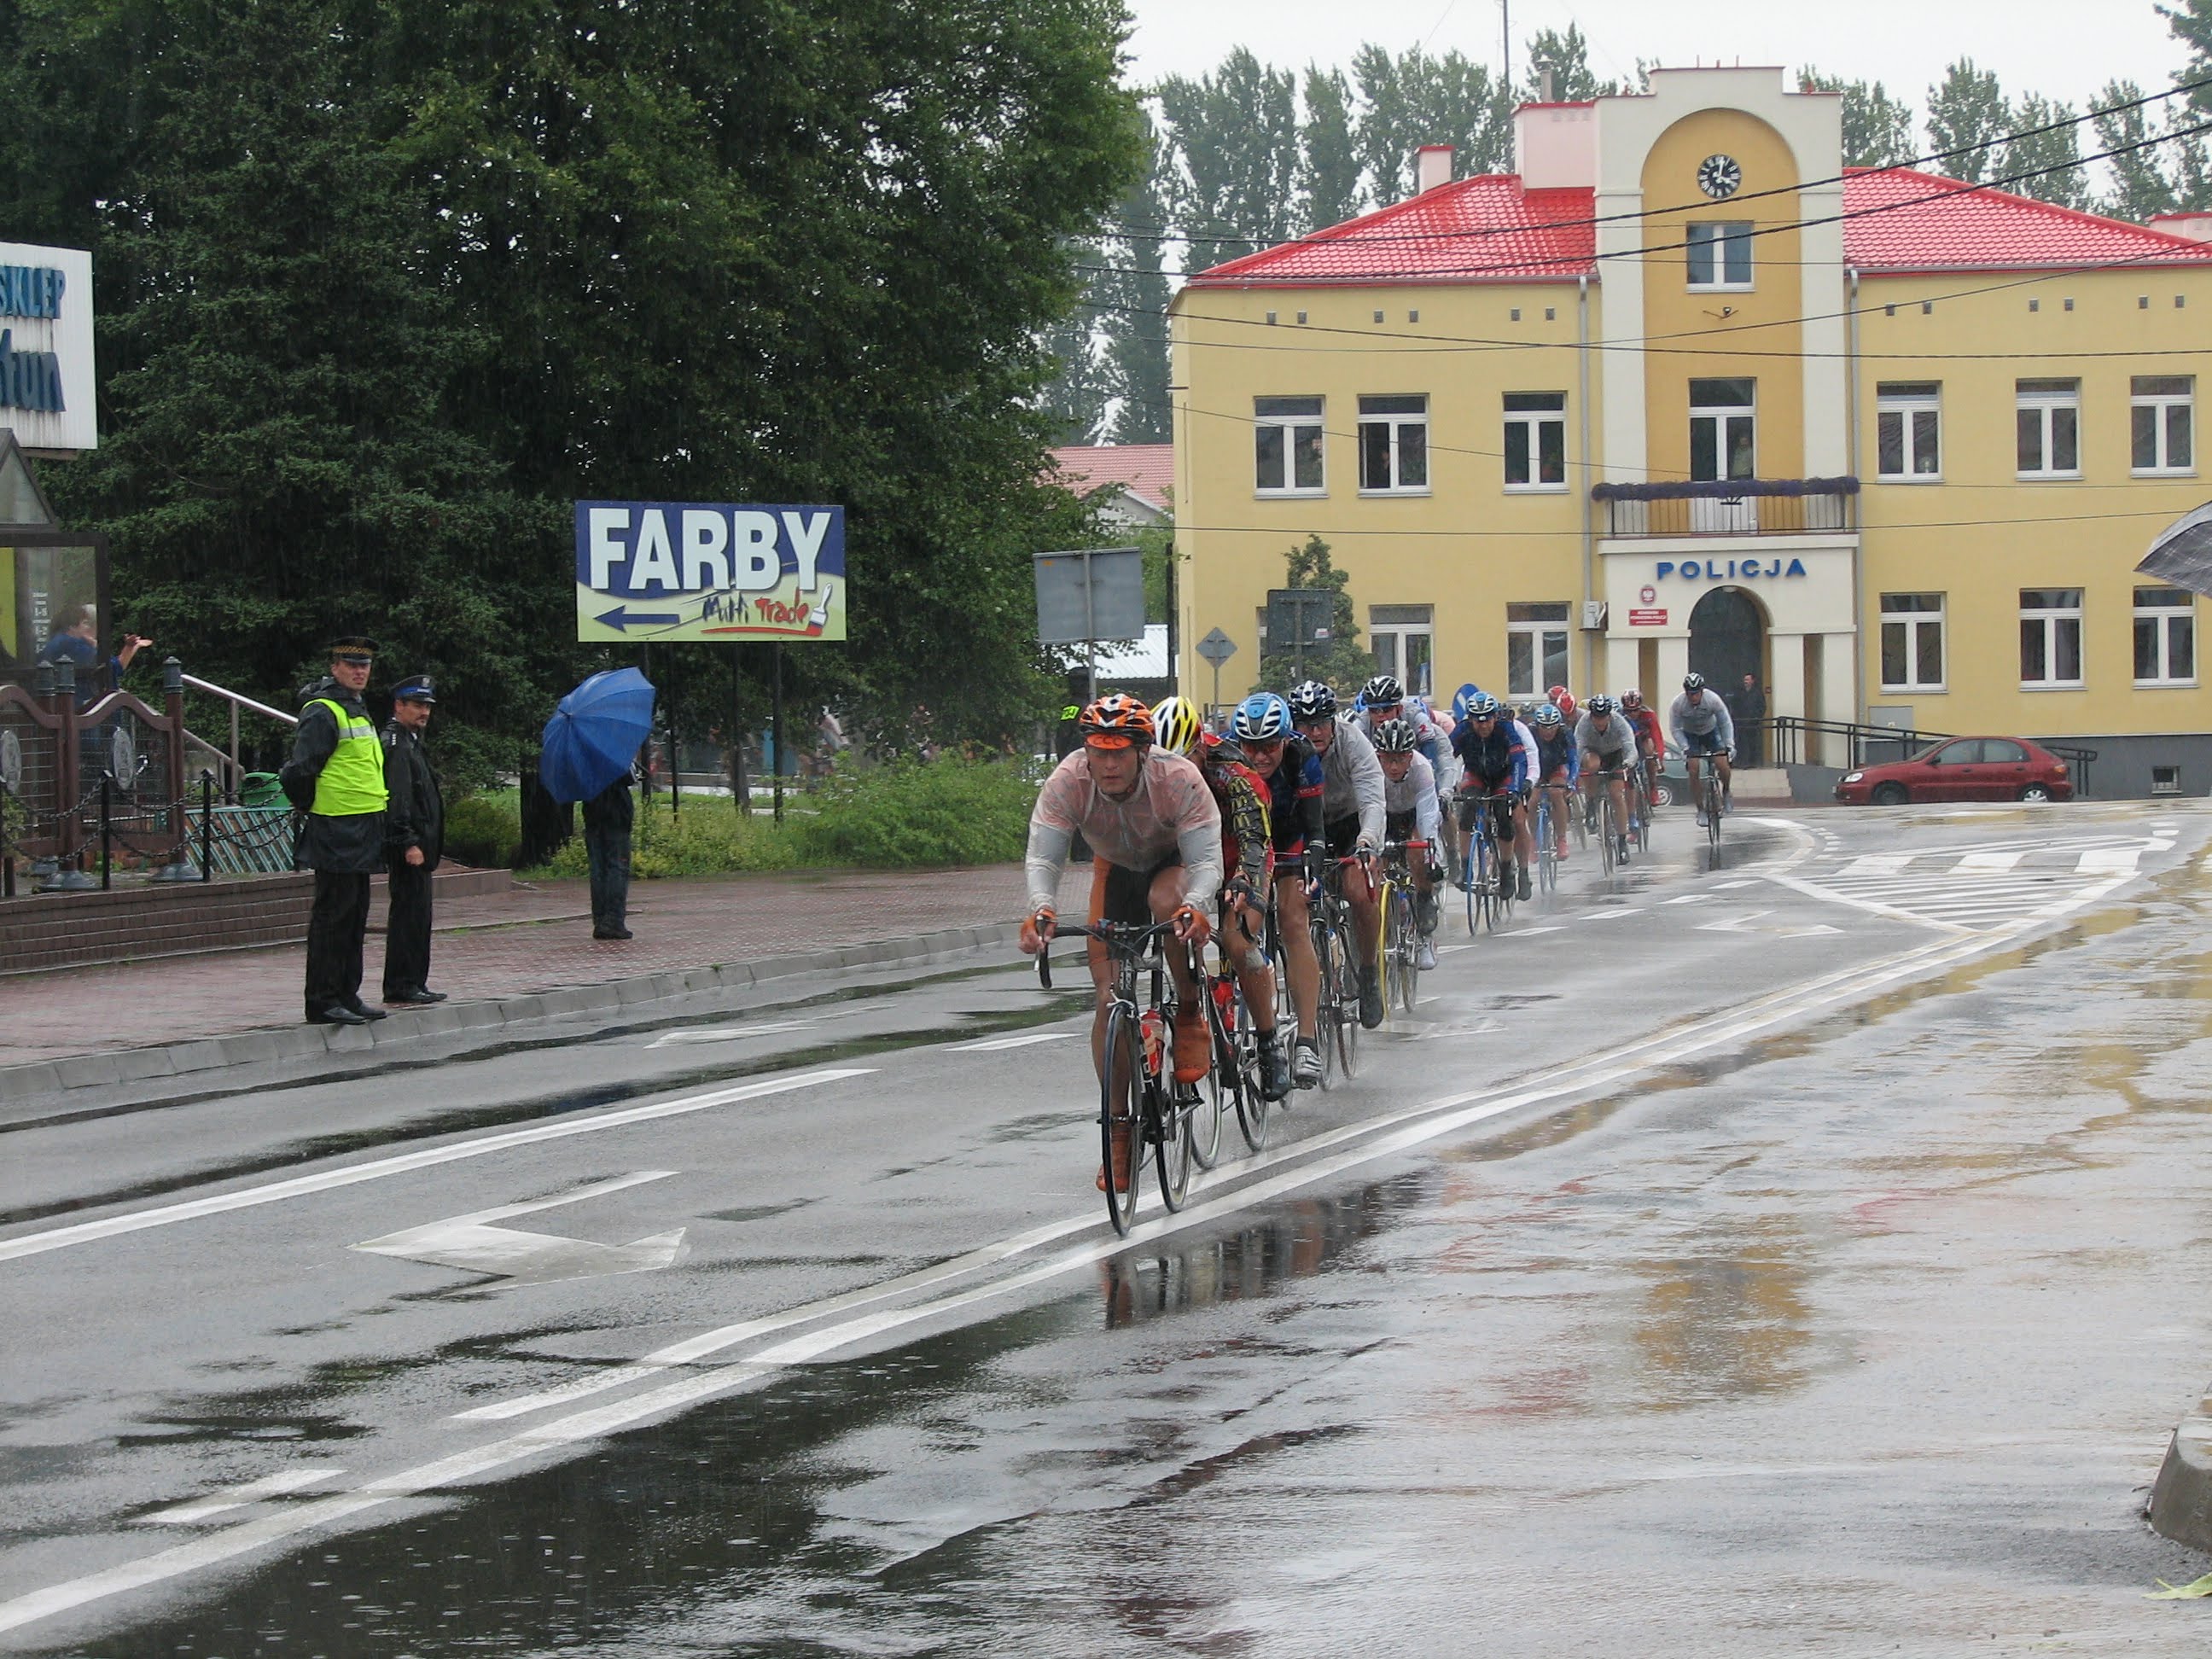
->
xmin=381 ymin=719 xmax=444 ymax=871
xmin=281 ymin=677 xmax=387 ymax=873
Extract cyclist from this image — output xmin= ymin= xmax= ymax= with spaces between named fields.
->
xmin=1356 ymin=672 xmax=1453 ymax=777
xmin=1549 ymin=685 xmax=1579 ymax=727
xmin=1621 ymin=688 xmax=1665 ymax=815
xmin=1450 ymin=692 xmax=1534 ymax=901
xmin=1019 ymin=694 xmax=1220 ymax=1192
xmin=1287 ymin=679 xmax=1388 ymax=1031
xmin=1371 ymin=717 xmax=1442 ymax=969
xmin=1150 ymin=696 xmax=1290 ymax=1102
xmin=1232 ymin=690 xmax=1327 ymax=1089
xmin=1575 ymin=694 xmax=1639 ymax=864
xmin=1669 ymin=672 xmax=1737 ymax=824
xmin=1528 ymin=702 xmax=1578 ymax=862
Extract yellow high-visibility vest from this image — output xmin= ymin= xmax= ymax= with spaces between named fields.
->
xmin=305 ymin=698 xmax=388 ymax=816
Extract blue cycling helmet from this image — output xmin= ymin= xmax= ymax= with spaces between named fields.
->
xmin=1451 ymin=683 xmax=1483 ymax=721
xmin=1532 ymin=702 xmax=1563 ymax=728
xmin=1231 ymin=691 xmax=1292 ymax=742
xmin=1466 ymin=693 xmax=1501 ymax=719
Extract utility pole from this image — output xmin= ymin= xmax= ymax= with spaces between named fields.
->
xmin=1501 ymin=0 xmax=1512 ymax=103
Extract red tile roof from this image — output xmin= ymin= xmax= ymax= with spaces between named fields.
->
xmin=1184 ymin=167 xmax=2212 ymax=288
xmin=1045 ymin=443 xmax=1173 ymax=513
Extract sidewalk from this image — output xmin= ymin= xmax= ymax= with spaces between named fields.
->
xmin=0 ymin=863 xmax=1087 ymax=1080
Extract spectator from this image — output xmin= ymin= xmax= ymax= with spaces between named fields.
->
xmin=280 ymin=635 xmax=389 ymax=1027
xmin=1732 ymin=673 xmax=1767 ymax=767
xmin=582 ymin=763 xmax=635 ymax=940
xmin=379 ymin=675 xmax=446 ymax=1006
xmin=37 ymin=605 xmax=150 ymax=708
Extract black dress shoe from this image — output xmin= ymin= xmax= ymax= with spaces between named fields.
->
xmin=344 ymin=1000 xmax=390 ymax=1022
xmin=383 ymin=988 xmax=440 ymax=1005
xmin=309 ymin=1005 xmax=370 ymax=1026
xmin=412 ymin=987 xmax=448 ymax=1003
xmin=592 ymin=927 xmax=633 ymax=940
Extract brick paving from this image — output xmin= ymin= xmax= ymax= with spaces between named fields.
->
xmin=0 ymin=864 xmax=1090 ymax=1069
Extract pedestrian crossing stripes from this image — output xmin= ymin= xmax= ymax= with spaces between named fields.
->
xmin=1782 ymin=835 xmax=2157 ymax=932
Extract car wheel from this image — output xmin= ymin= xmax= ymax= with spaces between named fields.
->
xmin=2017 ymin=783 xmax=2052 ymax=803
xmin=1871 ymin=783 xmax=1907 ymax=807
xmin=1652 ymin=783 xmax=1674 ymax=807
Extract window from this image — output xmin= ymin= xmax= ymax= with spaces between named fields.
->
xmin=2020 ymin=588 xmax=2084 ymax=687
xmin=2132 ymin=375 xmax=2194 ymax=474
xmin=1506 ymin=602 xmax=1571 ymax=699
xmin=1690 ymin=379 xmax=1756 ymax=481
xmin=1503 ymin=393 xmax=1567 ymax=490
xmin=2154 ymin=765 xmax=2184 ymax=795
xmin=1370 ymin=605 xmax=1435 ymax=699
xmin=1686 ymin=221 xmax=1753 ymax=288
xmin=2134 ymin=585 xmax=2196 ymax=684
xmin=1879 ymin=593 xmax=1946 ymax=692
xmin=2017 ymin=380 xmax=2081 ymax=478
xmin=1876 ymin=382 xmax=1941 ymax=480
xmin=1358 ymin=395 xmax=1429 ymax=492
xmin=1254 ymin=396 xmax=1324 ymax=494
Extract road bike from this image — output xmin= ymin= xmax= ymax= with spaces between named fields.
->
xmin=1457 ymin=788 xmax=1515 ymax=935
xmin=1532 ymin=785 xmax=1561 ymax=902
xmin=1590 ymin=767 xmax=1626 ymax=875
xmin=1309 ymin=856 xmax=1364 ymax=1083
xmin=1691 ymin=752 xmax=1726 ymax=850
xmin=1036 ymin=920 xmax=1197 ymax=1237
xmin=1198 ymin=898 xmax=1272 ymax=1157
xmin=1627 ymin=759 xmax=1656 ymax=856
xmin=1377 ymin=839 xmax=1430 ymax=1015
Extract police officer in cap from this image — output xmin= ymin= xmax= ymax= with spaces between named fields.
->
xmin=282 ymin=636 xmax=390 ymax=1026
xmin=381 ymin=674 xmax=447 ymax=1006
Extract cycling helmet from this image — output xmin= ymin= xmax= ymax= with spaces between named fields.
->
xmin=1231 ymin=690 xmax=1292 ymax=742
xmin=1150 ymin=695 xmax=1202 ymax=757
xmin=1532 ymin=702 xmax=1563 ymax=729
xmin=1371 ymin=717 xmax=1417 ymax=754
xmin=1552 ymin=690 xmax=1578 ymax=722
xmin=1361 ymin=673 xmax=1404 ymax=709
xmin=1285 ymin=679 xmax=1337 ymax=722
xmin=1078 ymin=692 xmax=1153 ymax=749
xmin=1546 ymin=684 xmax=1571 ymax=709
xmin=1620 ymin=688 xmax=1645 ymax=711
xmin=1683 ymin=672 xmax=1706 ymax=695
xmin=1466 ymin=693 xmax=1501 ymax=720
xmin=1586 ymin=694 xmax=1617 ymax=717
xmin=1451 ymin=683 xmax=1483 ymax=722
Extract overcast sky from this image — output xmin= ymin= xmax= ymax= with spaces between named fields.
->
xmin=1121 ymin=0 xmax=2190 ymax=121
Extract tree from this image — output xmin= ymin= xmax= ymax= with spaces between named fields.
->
xmin=1798 ymin=70 xmax=1918 ymax=167
xmin=2003 ymin=94 xmax=2093 ymax=208
xmin=1353 ymin=44 xmax=1511 ymax=206
xmin=2163 ymin=0 xmax=2212 ymax=114
xmin=1522 ymin=24 xmax=1616 ymax=103
xmin=1102 ymin=114 xmax=1173 ymax=444
xmin=1156 ymin=49 xmax=1301 ymax=275
xmin=1925 ymin=59 xmax=2011 ymax=182
xmin=1299 ymin=65 xmax=1362 ymax=231
xmin=1041 ymin=247 xmax=1114 ymax=445
xmin=1256 ymin=534 xmax=1372 ymax=692
xmin=2093 ymin=79 xmax=2180 ymax=222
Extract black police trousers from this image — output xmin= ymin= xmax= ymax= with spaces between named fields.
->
xmin=304 ymin=871 xmax=371 ymax=1016
xmin=382 ymin=862 xmax=434 ymax=997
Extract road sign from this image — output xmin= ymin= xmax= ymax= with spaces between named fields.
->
xmin=1033 ymin=547 xmax=1144 ymax=646
xmin=573 ymin=501 xmax=846 ymax=643
xmin=1196 ymin=627 xmax=1237 ymax=666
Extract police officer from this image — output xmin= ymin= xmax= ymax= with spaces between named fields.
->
xmin=281 ymin=636 xmax=389 ymax=1026
xmin=381 ymin=674 xmax=447 ymax=1006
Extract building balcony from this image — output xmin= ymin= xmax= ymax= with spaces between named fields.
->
xmin=1591 ymin=477 xmax=1860 ymax=538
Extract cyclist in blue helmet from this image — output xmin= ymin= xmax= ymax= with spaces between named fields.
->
xmin=1231 ymin=690 xmax=1328 ymax=1088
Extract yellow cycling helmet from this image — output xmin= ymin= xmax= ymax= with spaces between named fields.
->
xmin=1150 ymin=695 xmax=1202 ymax=756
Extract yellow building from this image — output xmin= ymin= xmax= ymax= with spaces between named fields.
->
xmin=1171 ymin=67 xmax=2212 ymax=795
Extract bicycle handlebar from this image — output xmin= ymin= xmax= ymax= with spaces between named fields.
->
xmin=1032 ymin=917 xmax=1181 ymax=991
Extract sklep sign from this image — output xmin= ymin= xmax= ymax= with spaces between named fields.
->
xmin=573 ymin=501 xmax=846 ymax=643
xmin=0 ymin=242 xmax=96 ymax=454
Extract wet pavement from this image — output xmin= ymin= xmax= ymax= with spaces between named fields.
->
xmin=5 ymin=802 xmax=2212 ymax=1654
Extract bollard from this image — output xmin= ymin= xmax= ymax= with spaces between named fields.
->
xmin=98 ymin=774 xmax=111 ymax=892
xmin=201 ymin=771 xmax=213 ymax=882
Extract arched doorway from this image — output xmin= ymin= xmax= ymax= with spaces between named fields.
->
xmin=1688 ymin=585 xmax=1767 ymax=701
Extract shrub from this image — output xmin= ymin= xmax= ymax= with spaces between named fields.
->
xmin=523 ymin=798 xmax=802 ymax=879
xmin=443 ymin=789 xmax=523 ymax=869
xmin=792 ymin=758 xmax=1033 ymax=867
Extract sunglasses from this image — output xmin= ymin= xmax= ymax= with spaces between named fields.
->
xmin=1242 ymin=736 xmax=1285 ymax=752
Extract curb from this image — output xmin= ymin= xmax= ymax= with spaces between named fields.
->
xmin=0 ymin=920 xmax=1027 ymax=1109
xmin=2149 ymin=1382 xmax=2212 ymax=1551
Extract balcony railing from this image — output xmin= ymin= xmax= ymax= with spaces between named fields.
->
xmin=1592 ymin=476 xmax=1859 ymax=538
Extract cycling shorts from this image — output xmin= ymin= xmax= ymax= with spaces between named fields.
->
xmin=1680 ymin=731 xmax=1726 ymax=758
xmin=1454 ymin=789 xmax=1519 ymax=837
xmin=1091 ymin=853 xmax=1180 ymax=928
xmin=1324 ymin=812 xmax=1365 ymax=860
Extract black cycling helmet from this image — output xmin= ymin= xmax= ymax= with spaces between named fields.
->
xmin=1682 ymin=672 xmax=1706 ymax=695
xmin=1371 ymin=717 xmax=1417 ymax=753
xmin=1586 ymin=694 xmax=1616 ymax=716
xmin=1361 ymin=673 xmax=1403 ymax=708
xmin=1286 ymin=679 xmax=1337 ymax=721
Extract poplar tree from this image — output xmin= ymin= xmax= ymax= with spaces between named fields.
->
xmin=1925 ymin=59 xmax=2013 ymax=182
xmin=2003 ymin=94 xmax=2093 ymax=207
xmin=1156 ymin=49 xmax=1301 ymax=275
xmin=1797 ymin=71 xmax=1918 ymax=167
xmin=1299 ymin=66 xmax=1363 ymax=231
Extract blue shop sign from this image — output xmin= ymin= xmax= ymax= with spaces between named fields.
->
xmin=1655 ymin=556 xmax=1807 ymax=581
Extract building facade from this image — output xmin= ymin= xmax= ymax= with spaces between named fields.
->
xmin=1171 ymin=67 xmax=2212 ymax=795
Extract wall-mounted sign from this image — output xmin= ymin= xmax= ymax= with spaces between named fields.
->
xmin=573 ymin=502 xmax=845 ymax=643
xmin=0 ymin=242 xmax=95 ymax=454
xmin=1628 ymin=608 xmax=1668 ymax=627
xmin=1653 ymin=556 xmax=1807 ymax=582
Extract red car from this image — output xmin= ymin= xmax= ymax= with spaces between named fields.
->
xmin=1835 ymin=736 xmax=2075 ymax=806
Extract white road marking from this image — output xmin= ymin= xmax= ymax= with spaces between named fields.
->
xmin=1662 ymin=894 xmax=1704 ymax=905
xmin=1579 ymin=908 xmax=1644 ymax=922
xmin=946 ymin=1031 xmax=1080 ymax=1053
xmin=1842 ymin=853 xmax=1913 ymax=876
xmin=648 ymin=1021 xmax=816 ymax=1048
xmin=1510 ymin=925 xmax=1566 ymax=937
xmin=1953 ymin=850 xmax=2025 ymax=874
xmin=142 ymin=1468 xmax=346 ymax=1526
xmin=352 ymin=1172 xmax=686 ymax=1285
xmin=2075 ymin=847 xmax=2141 ymax=875
xmin=1712 ymin=879 xmax=1757 ymax=890
xmin=0 ymin=1071 xmax=872 ymax=1266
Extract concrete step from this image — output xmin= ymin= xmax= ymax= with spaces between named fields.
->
xmin=1724 ymin=767 xmax=1794 ymax=803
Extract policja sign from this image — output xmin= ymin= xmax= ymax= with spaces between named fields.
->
xmin=574 ymin=501 xmax=846 ymax=643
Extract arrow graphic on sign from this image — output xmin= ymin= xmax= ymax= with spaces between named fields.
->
xmin=595 ymin=605 xmax=682 ymax=632
xmin=352 ymin=1171 xmax=688 ymax=1285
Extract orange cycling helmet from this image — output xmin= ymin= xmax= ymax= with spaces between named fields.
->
xmin=1078 ymin=692 xmax=1155 ymax=749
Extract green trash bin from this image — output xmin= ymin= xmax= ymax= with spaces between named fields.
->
xmin=240 ymin=771 xmax=286 ymax=809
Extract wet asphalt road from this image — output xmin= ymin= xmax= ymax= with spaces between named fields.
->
xmin=5 ymin=800 xmax=2212 ymax=1655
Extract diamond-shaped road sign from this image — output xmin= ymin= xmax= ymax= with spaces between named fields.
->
xmin=1196 ymin=627 xmax=1237 ymax=666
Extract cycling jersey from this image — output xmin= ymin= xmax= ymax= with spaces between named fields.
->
xmin=1625 ymin=704 xmax=1665 ymax=760
xmin=1356 ymin=696 xmax=1452 ymax=774
xmin=1533 ymin=725 xmax=1578 ymax=783
xmin=1452 ymin=720 xmax=1529 ymax=793
xmin=1026 ymin=748 xmax=1222 ymax=915
xmin=1381 ymin=750 xmax=1441 ymax=844
xmin=1196 ymin=732 xmax=1272 ymax=894
xmin=1576 ymin=710 xmax=1639 ymax=770
xmin=1258 ymin=736 xmax=1326 ymax=859
xmin=1315 ymin=715 xmax=1388 ymax=847
xmin=1668 ymin=688 xmax=1736 ymax=755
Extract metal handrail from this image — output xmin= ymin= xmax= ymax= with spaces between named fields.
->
xmin=1768 ymin=715 xmax=2098 ymax=795
xmin=179 ymin=672 xmax=297 ymax=789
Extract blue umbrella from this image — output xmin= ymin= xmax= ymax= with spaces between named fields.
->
xmin=541 ymin=668 xmax=656 ymax=803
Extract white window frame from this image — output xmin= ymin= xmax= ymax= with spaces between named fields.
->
xmin=1370 ymin=605 xmax=1435 ymax=699
xmin=1254 ymin=396 xmax=1325 ymax=497
xmin=1358 ymin=394 xmax=1429 ymax=495
xmin=2020 ymin=588 xmax=2085 ymax=689
xmin=1505 ymin=602 xmax=1572 ymax=699
xmin=1875 ymin=383 xmax=1942 ymax=482
xmin=1878 ymin=592 xmax=1947 ymax=693
xmin=2131 ymin=376 xmax=2195 ymax=476
xmin=2134 ymin=585 xmax=2197 ymax=685
xmin=1503 ymin=393 xmax=1568 ymax=492
xmin=1689 ymin=379 xmax=1756 ymax=483
xmin=2016 ymin=380 xmax=2081 ymax=480
xmin=1686 ymin=221 xmax=1753 ymax=289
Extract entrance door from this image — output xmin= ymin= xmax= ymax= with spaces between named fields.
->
xmin=1688 ymin=586 xmax=1766 ymax=744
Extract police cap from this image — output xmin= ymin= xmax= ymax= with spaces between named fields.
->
xmin=391 ymin=675 xmax=436 ymax=703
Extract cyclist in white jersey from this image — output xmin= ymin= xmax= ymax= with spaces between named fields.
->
xmin=1371 ymin=718 xmax=1441 ymax=969
xmin=1668 ymin=673 xmax=1737 ymax=823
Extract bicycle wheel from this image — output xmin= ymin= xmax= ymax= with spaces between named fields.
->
xmin=1331 ymin=900 xmax=1363 ymax=1078
xmin=1633 ymin=773 xmax=1653 ymax=853
xmin=1231 ymin=992 xmax=1271 ymax=1151
xmin=1390 ymin=887 xmax=1420 ymax=1012
xmin=1310 ymin=911 xmax=1340 ymax=1088
xmin=1099 ymin=1003 xmax=1144 ymax=1236
xmin=1599 ymin=790 xmax=1618 ymax=874
xmin=1153 ymin=1068 xmax=1192 ymax=1211
xmin=1188 ymin=981 xmax=1230 ymax=1171
xmin=1705 ymin=775 xmax=1723 ymax=850
xmin=1534 ymin=797 xmax=1555 ymax=899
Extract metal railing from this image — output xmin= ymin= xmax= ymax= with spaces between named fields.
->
xmin=1592 ymin=476 xmax=1859 ymax=538
xmin=180 ymin=672 xmax=296 ymax=789
xmin=1767 ymin=716 xmax=2098 ymax=796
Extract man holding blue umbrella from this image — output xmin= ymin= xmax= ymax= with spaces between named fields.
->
xmin=583 ymin=766 xmax=635 ymax=940
xmin=541 ymin=667 xmax=656 ymax=941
